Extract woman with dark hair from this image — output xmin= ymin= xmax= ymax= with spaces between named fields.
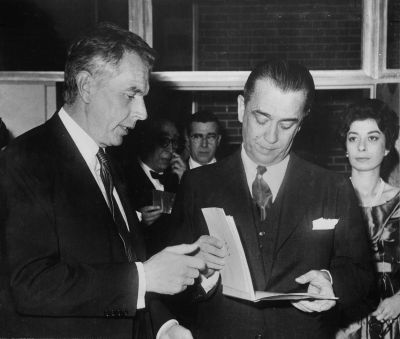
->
xmin=337 ymin=98 xmax=400 ymax=339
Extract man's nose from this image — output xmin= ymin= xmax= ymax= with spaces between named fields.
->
xmin=131 ymin=96 xmax=147 ymax=121
xmin=263 ymin=124 xmax=278 ymax=144
xmin=165 ymin=142 xmax=174 ymax=152
xmin=201 ymin=136 xmax=208 ymax=147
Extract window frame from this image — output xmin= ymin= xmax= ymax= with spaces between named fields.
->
xmin=0 ymin=0 xmax=397 ymax=99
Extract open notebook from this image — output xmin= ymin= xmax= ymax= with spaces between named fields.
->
xmin=202 ymin=207 xmax=338 ymax=302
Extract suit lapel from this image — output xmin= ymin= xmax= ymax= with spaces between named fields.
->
xmin=108 ymin=155 xmax=145 ymax=261
xmin=219 ymin=151 xmax=267 ymax=289
xmin=273 ymin=154 xmax=314 ymax=254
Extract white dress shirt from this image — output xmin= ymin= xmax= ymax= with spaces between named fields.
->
xmin=188 ymin=156 xmax=216 ymax=169
xmin=58 ymin=108 xmax=146 ymax=309
xmin=139 ymin=159 xmax=165 ymax=191
xmin=241 ymin=145 xmax=289 ymax=201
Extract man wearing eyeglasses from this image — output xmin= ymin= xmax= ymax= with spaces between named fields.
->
xmin=123 ymin=118 xmax=187 ymax=256
xmin=186 ymin=110 xmax=222 ymax=169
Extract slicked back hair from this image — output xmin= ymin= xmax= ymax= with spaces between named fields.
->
xmin=244 ymin=59 xmax=315 ymax=116
xmin=63 ymin=22 xmax=156 ymax=105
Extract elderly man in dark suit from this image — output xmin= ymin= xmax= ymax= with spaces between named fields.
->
xmin=0 ymin=23 xmax=216 ymax=339
xmin=161 ymin=60 xmax=375 ymax=339
xmin=122 ymin=118 xmax=187 ymax=256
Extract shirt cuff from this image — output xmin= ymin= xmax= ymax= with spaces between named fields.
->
xmin=135 ymin=262 xmax=146 ymax=309
xmin=200 ymin=271 xmax=220 ymax=293
xmin=320 ymin=269 xmax=333 ymax=285
xmin=156 ymin=319 xmax=179 ymax=339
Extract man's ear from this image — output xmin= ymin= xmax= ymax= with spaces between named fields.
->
xmin=216 ymin=134 xmax=222 ymax=146
xmin=75 ymin=71 xmax=92 ymax=104
xmin=237 ymin=94 xmax=245 ymax=123
xmin=184 ymin=130 xmax=190 ymax=150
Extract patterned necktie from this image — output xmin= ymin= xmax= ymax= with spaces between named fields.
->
xmin=96 ymin=148 xmax=134 ymax=262
xmin=252 ymin=165 xmax=273 ymax=221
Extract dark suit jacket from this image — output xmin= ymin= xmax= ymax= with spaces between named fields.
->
xmin=123 ymin=158 xmax=179 ymax=256
xmin=0 ymin=113 xmax=152 ymax=338
xmin=168 ymin=150 xmax=375 ymax=339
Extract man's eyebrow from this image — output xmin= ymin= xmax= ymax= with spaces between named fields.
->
xmin=252 ymin=110 xmax=299 ymax=122
xmin=252 ymin=110 xmax=271 ymax=118
xmin=126 ymin=87 xmax=147 ymax=95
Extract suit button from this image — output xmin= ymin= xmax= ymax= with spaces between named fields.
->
xmin=259 ymin=244 xmax=263 ymax=249
xmin=258 ymin=231 xmax=265 ymax=237
xmin=255 ymin=334 xmax=263 ymax=339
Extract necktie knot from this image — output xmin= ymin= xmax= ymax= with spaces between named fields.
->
xmin=256 ymin=165 xmax=267 ymax=176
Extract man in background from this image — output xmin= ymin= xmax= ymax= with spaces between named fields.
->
xmin=123 ymin=118 xmax=187 ymax=255
xmin=0 ymin=23 xmax=221 ymax=339
xmin=186 ymin=110 xmax=222 ymax=169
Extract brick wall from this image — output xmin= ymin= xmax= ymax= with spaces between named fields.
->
xmin=197 ymin=0 xmax=362 ymax=71
xmin=388 ymin=0 xmax=400 ymax=69
xmin=190 ymin=0 xmax=366 ymax=174
xmin=195 ymin=89 xmax=369 ymax=175
xmin=152 ymin=0 xmax=372 ymax=174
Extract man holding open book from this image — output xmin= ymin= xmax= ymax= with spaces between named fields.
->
xmin=160 ymin=60 xmax=375 ymax=339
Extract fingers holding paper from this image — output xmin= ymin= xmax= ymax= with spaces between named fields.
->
xmin=195 ymin=235 xmax=227 ymax=277
xmin=144 ymin=243 xmax=206 ymax=295
xmin=292 ymin=270 xmax=336 ymax=313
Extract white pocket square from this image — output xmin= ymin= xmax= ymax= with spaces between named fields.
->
xmin=312 ymin=218 xmax=339 ymax=230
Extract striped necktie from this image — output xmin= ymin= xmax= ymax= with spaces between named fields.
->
xmin=96 ymin=148 xmax=134 ymax=262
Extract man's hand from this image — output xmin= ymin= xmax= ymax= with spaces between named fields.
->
xmin=170 ymin=153 xmax=187 ymax=181
xmin=194 ymin=235 xmax=227 ymax=277
xmin=291 ymin=270 xmax=336 ymax=313
xmin=372 ymin=294 xmax=400 ymax=323
xmin=160 ymin=324 xmax=193 ymax=339
xmin=144 ymin=243 xmax=205 ymax=295
xmin=140 ymin=205 xmax=163 ymax=226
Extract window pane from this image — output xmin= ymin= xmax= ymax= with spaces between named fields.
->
xmin=387 ymin=0 xmax=400 ymax=69
xmin=153 ymin=0 xmax=362 ymax=71
xmin=0 ymin=0 xmax=128 ymax=71
xmin=195 ymin=88 xmax=369 ymax=173
xmin=153 ymin=0 xmax=193 ymax=71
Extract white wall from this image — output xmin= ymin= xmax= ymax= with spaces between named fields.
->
xmin=0 ymin=83 xmax=56 ymax=138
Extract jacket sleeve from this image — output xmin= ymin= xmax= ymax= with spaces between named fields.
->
xmin=330 ymin=178 xmax=377 ymax=318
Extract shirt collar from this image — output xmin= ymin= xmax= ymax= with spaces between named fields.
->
xmin=58 ymin=107 xmax=100 ymax=171
xmin=189 ymin=156 xmax=216 ymax=169
xmin=240 ymin=144 xmax=290 ymax=201
xmin=139 ymin=158 xmax=163 ymax=176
